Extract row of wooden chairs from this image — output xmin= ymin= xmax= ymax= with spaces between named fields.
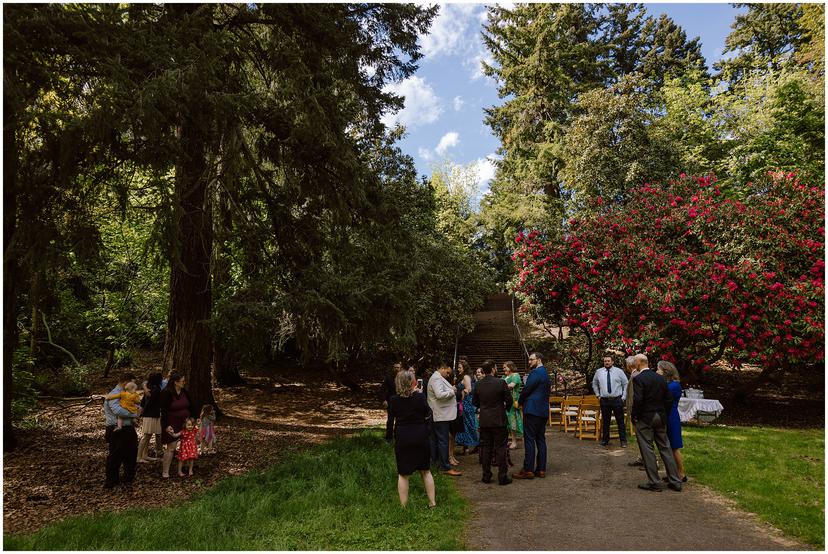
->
xmin=548 ymin=395 xmax=635 ymax=441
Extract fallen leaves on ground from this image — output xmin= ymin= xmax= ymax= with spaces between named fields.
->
xmin=3 ymin=367 xmax=386 ymax=536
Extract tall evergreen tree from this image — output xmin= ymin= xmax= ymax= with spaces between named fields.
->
xmin=716 ymin=3 xmax=807 ymax=82
xmin=482 ymin=3 xmax=604 ymax=202
xmin=5 ymin=3 xmax=439 ymax=430
xmin=639 ymin=13 xmax=707 ymax=88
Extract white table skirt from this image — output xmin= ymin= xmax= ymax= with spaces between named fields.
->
xmin=678 ymin=398 xmax=724 ymax=422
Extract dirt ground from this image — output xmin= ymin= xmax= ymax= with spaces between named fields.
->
xmin=453 ymin=430 xmax=807 ymax=551
xmin=2 ymin=365 xmax=386 ymax=536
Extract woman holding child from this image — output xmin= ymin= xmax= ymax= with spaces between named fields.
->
xmin=160 ymin=372 xmax=192 ymax=478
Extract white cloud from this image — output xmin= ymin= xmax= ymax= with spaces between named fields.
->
xmin=435 ymin=132 xmax=460 ymax=156
xmin=418 ymin=147 xmax=434 ymax=162
xmin=420 ymin=4 xmax=483 ymax=59
xmin=467 ymin=47 xmax=496 ymax=82
xmin=473 ymin=155 xmax=499 ymax=199
xmin=453 ymin=95 xmax=464 ymax=111
xmin=381 ymin=76 xmax=442 ymax=130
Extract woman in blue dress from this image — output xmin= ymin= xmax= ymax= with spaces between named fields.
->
xmin=455 ymin=360 xmax=479 ymax=454
xmin=657 ymin=360 xmax=687 ymax=482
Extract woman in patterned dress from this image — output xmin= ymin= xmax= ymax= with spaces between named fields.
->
xmin=455 ymin=360 xmax=480 ymax=455
xmin=503 ymin=361 xmax=524 ymax=450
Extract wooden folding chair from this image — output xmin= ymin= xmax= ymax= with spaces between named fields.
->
xmin=578 ymin=397 xmax=601 ymax=440
xmin=562 ymin=396 xmax=583 ymax=433
xmin=549 ymin=396 xmax=565 ymax=427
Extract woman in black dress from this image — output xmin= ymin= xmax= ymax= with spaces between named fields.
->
xmin=388 ymin=370 xmax=436 ymax=508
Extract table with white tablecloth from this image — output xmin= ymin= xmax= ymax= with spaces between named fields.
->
xmin=678 ymin=398 xmax=724 ymax=422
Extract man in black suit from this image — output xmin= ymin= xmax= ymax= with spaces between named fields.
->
xmin=631 ymin=354 xmax=682 ymax=492
xmin=472 ymin=359 xmax=512 ymax=485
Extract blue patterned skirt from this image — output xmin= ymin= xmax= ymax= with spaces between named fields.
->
xmin=455 ymin=395 xmax=479 ymax=446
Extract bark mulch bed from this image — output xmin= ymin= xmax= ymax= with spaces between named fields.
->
xmin=3 ymin=368 xmax=386 ymax=536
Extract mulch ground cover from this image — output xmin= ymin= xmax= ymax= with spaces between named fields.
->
xmin=3 ymin=358 xmax=386 ymax=536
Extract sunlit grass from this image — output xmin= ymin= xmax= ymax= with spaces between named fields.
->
xmin=4 ymin=429 xmax=467 ymax=550
xmin=684 ymin=425 xmax=824 ymax=549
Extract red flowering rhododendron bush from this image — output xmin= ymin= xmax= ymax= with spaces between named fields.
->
xmin=511 ymin=172 xmax=824 ymax=377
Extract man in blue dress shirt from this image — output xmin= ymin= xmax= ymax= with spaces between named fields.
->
xmin=513 ymin=352 xmax=551 ymax=479
xmin=592 ymin=354 xmax=629 ymax=447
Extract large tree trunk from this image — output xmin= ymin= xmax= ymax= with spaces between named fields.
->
xmin=4 ymin=94 xmax=20 ymax=452
xmin=162 ymin=15 xmax=216 ymax=416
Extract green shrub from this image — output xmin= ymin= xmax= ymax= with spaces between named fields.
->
xmin=53 ymin=363 xmax=95 ymax=397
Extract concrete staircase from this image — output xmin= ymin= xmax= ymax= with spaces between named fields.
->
xmin=457 ymin=293 xmax=528 ymax=373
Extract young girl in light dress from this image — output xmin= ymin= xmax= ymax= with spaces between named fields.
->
xmin=167 ymin=417 xmax=198 ymax=476
xmin=198 ymin=404 xmax=216 ymax=454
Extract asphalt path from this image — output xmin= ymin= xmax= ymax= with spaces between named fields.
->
xmin=452 ymin=428 xmax=804 ymax=551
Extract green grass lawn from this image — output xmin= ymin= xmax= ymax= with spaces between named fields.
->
xmin=4 ymin=430 xmax=467 ymax=550
xmin=683 ymin=425 xmax=824 ymax=549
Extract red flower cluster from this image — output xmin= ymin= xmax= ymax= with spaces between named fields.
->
xmin=511 ymin=172 xmax=825 ymax=373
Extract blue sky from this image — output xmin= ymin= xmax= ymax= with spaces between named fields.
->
xmin=382 ymin=2 xmax=746 ymax=199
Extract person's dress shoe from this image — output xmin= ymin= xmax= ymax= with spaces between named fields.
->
xmin=599 ymin=441 xmax=609 ymax=446
xmin=535 ymin=471 xmax=546 ymax=478
xmin=499 ymin=477 xmax=513 ymax=486
xmin=481 ymin=475 xmax=492 ymax=484
xmin=638 ymin=483 xmax=663 ymax=492
xmin=512 ymin=469 xmax=535 ymax=479
xmin=667 ymin=483 xmax=682 ymax=492
xmin=682 ymin=475 xmax=688 ymax=483
xmin=620 ymin=442 xmax=628 ymax=448
xmin=441 ymin=469 xmax=462 ymax=476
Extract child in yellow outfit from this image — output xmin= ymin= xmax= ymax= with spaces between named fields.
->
xmin=105 ymin=381 xmax=142 ymax=429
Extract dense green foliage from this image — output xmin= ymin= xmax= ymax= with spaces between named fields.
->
xmin=684 ymin=425 xmax=824 ymax=548
xmin=476 ymin=3 xmax=824 ymax=388
xmin=3 ymin=430 xmax=468 ymax=550
xmin=4 ymin=4 xmax=493 ymax=436
xmin=479 ymin=3 xmax=823 ymax=241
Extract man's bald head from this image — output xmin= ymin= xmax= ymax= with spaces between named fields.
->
xmin=634 ymin=353 xmax=649 ymax=369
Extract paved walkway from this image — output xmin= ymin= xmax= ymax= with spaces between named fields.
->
xmin=453 ymin=429 xmax=804 ymax=550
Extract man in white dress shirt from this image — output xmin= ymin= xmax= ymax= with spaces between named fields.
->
xmin=592 ymin=355 xmax=629 ymax=447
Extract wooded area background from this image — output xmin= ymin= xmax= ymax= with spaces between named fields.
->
xmin=5 ymin=3 xmax=824 ymax=451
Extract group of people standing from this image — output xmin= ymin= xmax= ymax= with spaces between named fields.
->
xmin=383 ymin=352 xmax=552 ymax=507
xmin=593 ymin=353 xmax=687 ymax=491
xmin=383 ymin=350 xmax=689 ymax=507
xmin=103 ymin=370 xmax=217 ymax=489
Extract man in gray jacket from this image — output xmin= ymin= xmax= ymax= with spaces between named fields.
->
xmin=427 ymin=362 xmax=461 ymax=476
